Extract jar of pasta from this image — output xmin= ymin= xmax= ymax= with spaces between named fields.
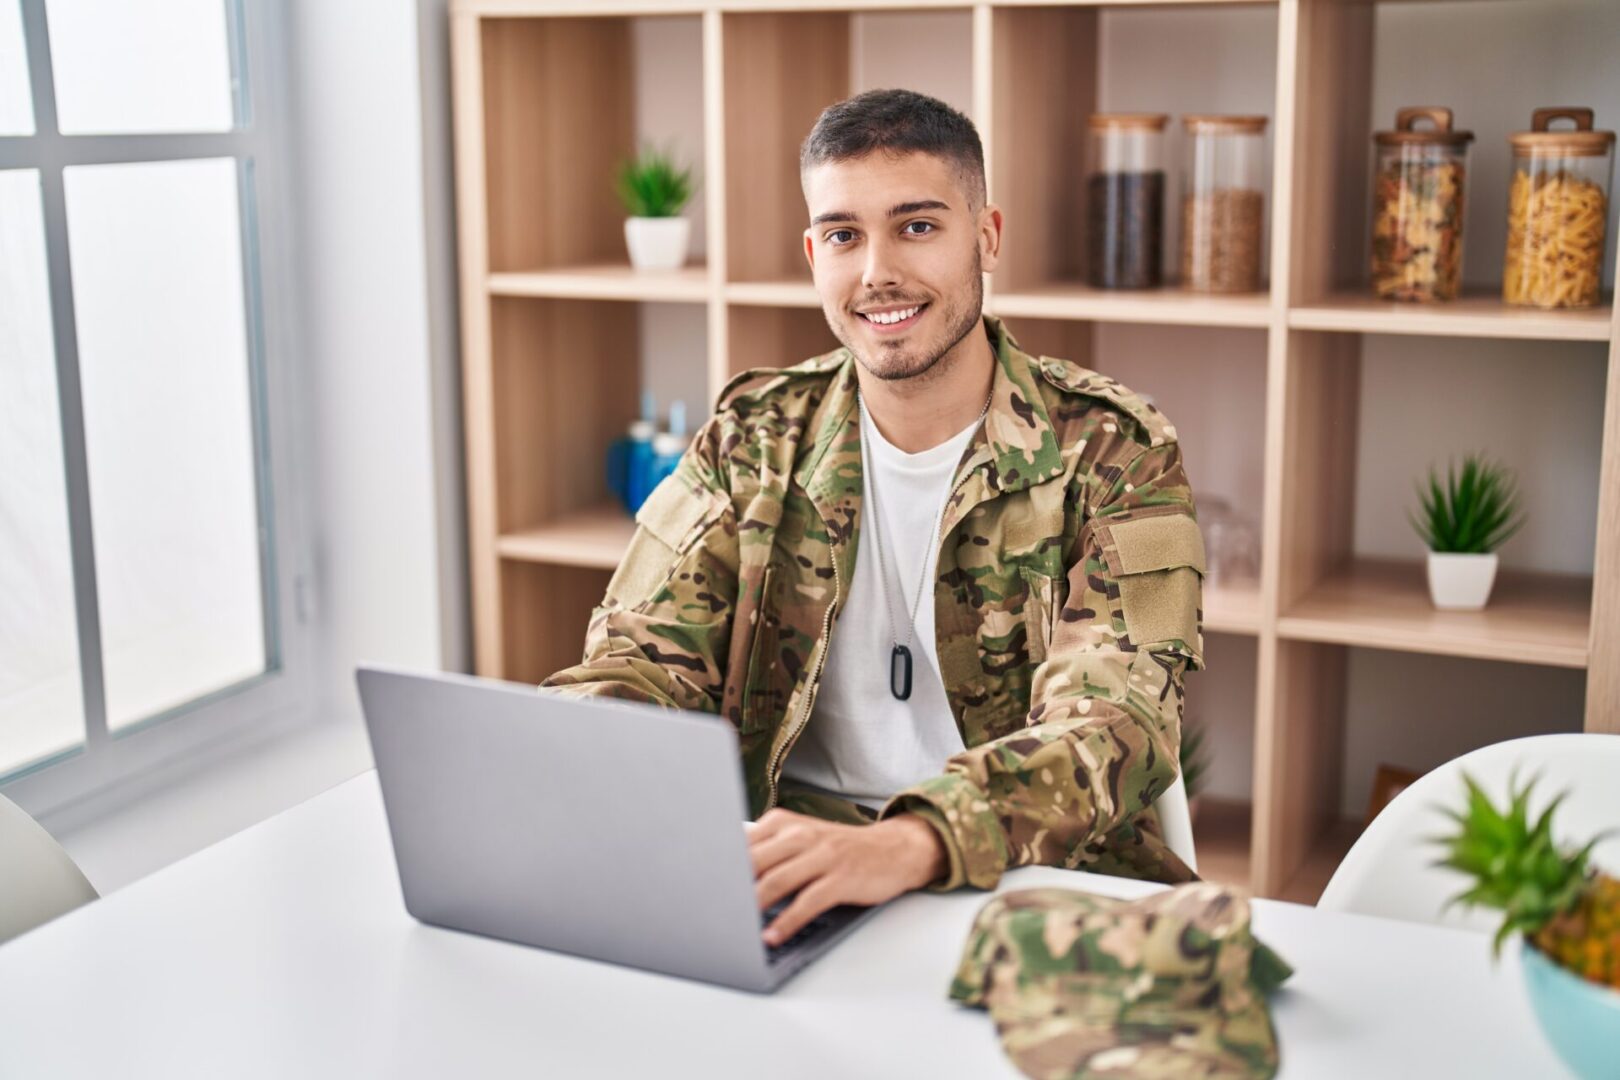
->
xmin=1181 ymin=114 xmax=1268 ymax=293
xmin=1370 ymin=106 xmax=1473 ymax=302
xmin=1087 ymin=113 xmax=1167 ymax=290
xmin=1503 ymin=107 xmax=1615 ymax=310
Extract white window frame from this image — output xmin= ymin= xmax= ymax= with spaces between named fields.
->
xmin=0 ymin=0 xmax=315 ymax=817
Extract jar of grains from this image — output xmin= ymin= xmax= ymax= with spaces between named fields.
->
xmin=1503 ymin=108 xmax=1615 ymax=309
xmin=1181 ymin=114 xmax=1269 ymax=293
xmin=1087 ymin=113 xmax=1168 ymax=290
xmin=1370 ymin=106 xmax=1474 ymax=302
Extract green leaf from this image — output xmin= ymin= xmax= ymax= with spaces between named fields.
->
xmin=613 ymin=141 xmax=697 ymax=218
xmin=1411 ymin=453 xmax=1523 ymax=553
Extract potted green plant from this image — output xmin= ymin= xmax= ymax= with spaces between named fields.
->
xmin=615 ymin=142 xmax=697 ymax=272
xmin=1179 ymin=719 xmax=1210 ymax=823
xmin=1408 ymin=453 xmax=1524 ymax=610
xmin=1435 ymin=773 xmax=1620 ymax=1079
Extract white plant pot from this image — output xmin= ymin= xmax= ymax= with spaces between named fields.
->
xmin=1426 ymin=551 xmax=1499 ymax=611
xmin=624 ymin=216 xmax=690 ymax=271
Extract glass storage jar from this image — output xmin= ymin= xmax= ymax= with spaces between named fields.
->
xmin=1087 ymin=113 xmax=1167 ymax=290
xmin=1502 ymin=107 xmax=1615 ymax=310
xmin=1370 ymin=106 xmax=1473 ymax=302
xmin=1181 ymin=114 xmax=1268 ymax=293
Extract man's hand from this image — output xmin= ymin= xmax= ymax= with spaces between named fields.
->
xmin=748 ymin=808 xmax=948 ymax=946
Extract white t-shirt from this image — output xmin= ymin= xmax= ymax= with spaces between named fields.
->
xmin=779 ymin=401 xmax=980 ymax=811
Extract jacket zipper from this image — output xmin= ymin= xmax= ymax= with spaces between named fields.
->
xmin=763 ymin=543 xmax=841 ymax=812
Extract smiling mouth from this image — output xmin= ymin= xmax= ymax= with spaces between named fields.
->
xmin=856 ymin=303 xmax=929 ymax=332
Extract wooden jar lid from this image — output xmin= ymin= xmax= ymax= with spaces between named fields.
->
xmin=1183 ymin=114 xmax=1268 ymax=134
xmin=1509 ymin=107 xmax=1615 ymax=158
xmin=1373 ymin=106 xmax=1474 ymax=147
xmin=1089 ymin=112 xmax=1168 ymax=132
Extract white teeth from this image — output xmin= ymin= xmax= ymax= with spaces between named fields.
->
xmin=864 ymin=305 xmax=920 ymax=325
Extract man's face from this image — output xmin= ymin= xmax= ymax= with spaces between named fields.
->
xmin=802 ymin=151 xmax=1000 ymax=383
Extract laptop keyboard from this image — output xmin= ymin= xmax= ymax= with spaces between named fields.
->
xmin=760 ymin=900 xmax=849 ymax=964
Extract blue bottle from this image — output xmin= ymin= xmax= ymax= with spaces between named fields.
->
xmin=642 ymin=400 xmax=690 ymax=504
xmin=607 ymin=390 xmax=657 ymax=516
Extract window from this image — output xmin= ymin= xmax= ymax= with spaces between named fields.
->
xmin=0 ymin=0 xmax=310 ymax=807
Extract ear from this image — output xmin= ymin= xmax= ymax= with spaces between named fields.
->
xmin=977 ymin=203 xmax=1003 ymax=274
xmin=803 ymin=228 xmax=815 ymax=271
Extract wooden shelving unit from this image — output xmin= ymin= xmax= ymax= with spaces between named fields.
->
xmin=450 ymin=0 xmax=1620 ymax=903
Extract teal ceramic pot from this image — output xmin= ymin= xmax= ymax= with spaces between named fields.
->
xmin=1520 ymin=937 xmax=1620 ymax=1079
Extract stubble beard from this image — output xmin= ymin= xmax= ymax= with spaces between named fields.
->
xmin=831 ymin=251 xmax=985 ymax=387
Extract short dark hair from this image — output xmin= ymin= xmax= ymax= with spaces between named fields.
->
xmin=800 ymin=88 xmax=987 ymax=212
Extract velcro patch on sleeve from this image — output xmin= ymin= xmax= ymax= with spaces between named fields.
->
xmin=634 ymin=473 xmax=721 ymax=554
xmin=1094 ymin=513 xmax=1205 ymax=665
xmin=1100 ymin=513 xmax=1206 ymax=578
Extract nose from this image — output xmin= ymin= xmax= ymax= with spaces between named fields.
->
xmin=860 ymin=232 xmax=903 ymax=292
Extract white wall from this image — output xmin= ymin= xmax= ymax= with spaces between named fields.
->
xmin=290 ymin=0 xmax=467 ymax=729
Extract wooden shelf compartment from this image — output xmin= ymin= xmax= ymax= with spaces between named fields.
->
xmin=1289 ymin=290 xmax=1613 ymax=343
xmin=726 ymin=304 xmax=839 ymax=380
xmin=1194 ymin=798 xmax=1354 ymax=905
xmin=1277 ymin=816 xmax=1360 ymax=907
xmin=1277 ymin=558 xmax=1592 ymax=669
xmin=501 ymin=561 xmax=614 ymax=686
xmin=1283 ymin=3 xmax=1619 ymax=336
xmin=1204 ymin=580 xmax=1262 ymax=636
xmin=479 ymin=14 xmax=706 ymax=277
xmin=489 ymin=297 xmax=708 ymax=540
xmin=498 ymin=502 xmax=637 ymax=569
xmin=988 ymin=5 xmax=1279 ymax=305
xmin=489 ymin=264 xmax=711 ymax=303
xmin=1191 ymin=796 xmax=1252 ymax=891
xmin=722 ymin=8 xmax=974 ymax=285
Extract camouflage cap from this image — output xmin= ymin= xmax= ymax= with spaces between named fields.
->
xmin=950 ymin=884 xmax=1293 ymax=1079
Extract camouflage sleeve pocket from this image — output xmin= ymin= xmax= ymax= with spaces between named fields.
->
xmin=605 ymin=473 xmax=729 ymax=609
xmin=634 ymin=471 xmax=722 ymax=552
xmin=1092 ymin=513 xmax=1206 ymax=670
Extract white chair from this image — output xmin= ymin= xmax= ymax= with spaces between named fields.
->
xmin=1317 ymin=733 xmax=1620 ymax=930
xmin=0 ymin=792 xmax=99 ymax=945
xmin=1157 ymin=773 xmax=1198 ymax=874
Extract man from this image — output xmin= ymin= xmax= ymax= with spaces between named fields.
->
xmin=539 ymin=89 xmax=1205 ymax=949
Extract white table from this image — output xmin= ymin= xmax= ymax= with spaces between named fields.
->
xmin=0 ymin=771 xmax=1564 ymax=1079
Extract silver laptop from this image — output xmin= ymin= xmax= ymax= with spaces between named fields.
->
xmin=355 ymin=664 xmax=882 ymax=993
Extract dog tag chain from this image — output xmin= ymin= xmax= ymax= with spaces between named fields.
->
xmin=855 ymin=386 xmax=992 ymax=701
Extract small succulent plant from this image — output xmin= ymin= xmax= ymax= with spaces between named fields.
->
xmin=1409 ymin=453 xmax=1525 ymax=554
xmin=614 ymin=142 xmax=696 ymax=219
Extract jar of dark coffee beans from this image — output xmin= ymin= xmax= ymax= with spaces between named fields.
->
xmin=1087 ymin=113 xmax=1168 ymax=290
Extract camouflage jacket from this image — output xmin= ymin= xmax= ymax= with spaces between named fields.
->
xmin=539 ymin=314 xmax=1206 ymax=892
